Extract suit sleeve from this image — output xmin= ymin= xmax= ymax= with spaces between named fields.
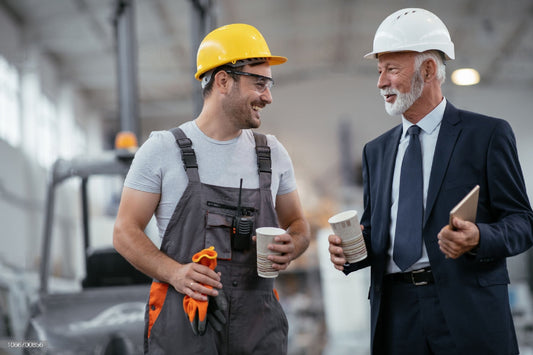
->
xmin=476 ymin=120 xmax=533 ymax=260
xmin=344 ymin=144 xmax=372 ymax=275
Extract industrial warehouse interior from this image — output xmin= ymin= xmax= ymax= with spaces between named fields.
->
xmin=0 ymin=0 xmax=532 ymax=354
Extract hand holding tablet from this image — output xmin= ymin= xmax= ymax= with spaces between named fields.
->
xmin=449 ymin=185 xmax=480 ymax=230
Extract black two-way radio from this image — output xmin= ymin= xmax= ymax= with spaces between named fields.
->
xmin=231 ymin=178 xmax=254 ymax=251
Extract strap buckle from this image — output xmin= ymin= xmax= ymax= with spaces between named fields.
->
xmin=181 ymin=149 xmax=198 ymax=169
xmin=255 ymin=146 xmax=271 ymax=174
xmin=177 ymin=137 xmax=198 ymax=169
xmin=411 ymin=268 xmax=429 ymax=286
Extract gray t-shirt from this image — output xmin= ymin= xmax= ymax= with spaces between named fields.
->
xmin=124 ymin=121 xmax=297 ymax=240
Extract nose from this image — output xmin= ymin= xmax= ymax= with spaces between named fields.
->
xmin=377 ymin=71 xmax=388 ymax=89
xmin=260 ymin=87 xmax=273 ymax=104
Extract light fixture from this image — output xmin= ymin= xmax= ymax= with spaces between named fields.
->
xmin=451 ymin=68 xmax=480 ymax=86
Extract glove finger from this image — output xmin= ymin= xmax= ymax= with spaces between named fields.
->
xmin=213 ymin=291 xmax=228 ymax=313
xmin=183 ymin=296 xmax=197 ymax=323
xmin=197 ymin=318 xmax=207 ymax=336
xmin=197 ymin=300 xmax=209 ymax=321
xmin=212 ymin=309 xmax=226 ymax=325
xmin=189 ymin=311 xmax=199 ymax=336
xmin=207 ymin=311 xmax=224 ymax=332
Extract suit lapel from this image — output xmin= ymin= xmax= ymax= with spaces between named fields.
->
xmin=383 ymin=127 xmax=402 ymax=204
xmin=424 ymin=102 xmax=462 ymax=226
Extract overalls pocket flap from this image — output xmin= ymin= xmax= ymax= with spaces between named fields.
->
xmin=206 ymin=212 xmax=232 ymax=260
xmin=206 ymin=212 xmax=233 ymax=227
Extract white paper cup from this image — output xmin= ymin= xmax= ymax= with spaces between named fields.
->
xmin=256 ymin=227 xmax=285 ymax=278
xmin=328 ymin=210 xmax=367 ymax=263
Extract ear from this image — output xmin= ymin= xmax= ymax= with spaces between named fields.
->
xmin=421 ymin=58 xmax=437 ymax=82
xmin=213 ymin=70 xmax=232 ymax=94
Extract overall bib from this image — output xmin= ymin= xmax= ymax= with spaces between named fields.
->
xmin=144 ymin=128 xmax=288 ymax=354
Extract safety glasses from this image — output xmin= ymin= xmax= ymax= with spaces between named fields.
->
xmin=224 ymin=70 xmax=274 ymax=93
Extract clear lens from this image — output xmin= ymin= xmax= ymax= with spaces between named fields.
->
xmin=225 ymin=70 xmax=274 ymax=92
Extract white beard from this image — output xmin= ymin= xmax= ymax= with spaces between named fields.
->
xmin=381 ymin=71 xmax=425 ymax=116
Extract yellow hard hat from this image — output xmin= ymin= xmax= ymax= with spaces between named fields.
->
xmin=195 ymin=23 xmax=287 ymax=81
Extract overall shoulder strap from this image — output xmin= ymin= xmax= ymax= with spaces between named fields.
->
xmin=253 ymin=132 xmax=272 ymax=189
xmin=169 ymin=127 xmax=200 ymax=182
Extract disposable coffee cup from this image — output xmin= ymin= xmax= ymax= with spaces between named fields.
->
xmin=256 ymin=227 xmax=285 ymax=278
xmin=328 ymin=210 xmax=367 ymax=263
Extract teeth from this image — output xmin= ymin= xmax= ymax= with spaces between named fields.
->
xmin=252 ymin=105 xmax=262 ymax=111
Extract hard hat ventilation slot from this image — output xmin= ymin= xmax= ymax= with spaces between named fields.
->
xmin=227 ymin=57 xmax=268 ymax=68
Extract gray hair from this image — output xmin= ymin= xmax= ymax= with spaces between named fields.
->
xmin=415 ymin=50 xmax=446 ymax=85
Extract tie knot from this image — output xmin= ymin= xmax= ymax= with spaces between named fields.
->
xmin=407 ymin=125 xmax=421 ymax=137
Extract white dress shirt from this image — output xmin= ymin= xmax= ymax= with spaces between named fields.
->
xmin=387 ymin=98 xmax=447 ymax=273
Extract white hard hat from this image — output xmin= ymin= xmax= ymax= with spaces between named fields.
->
xmin=364 ymin=8 xmax=455 ymax=60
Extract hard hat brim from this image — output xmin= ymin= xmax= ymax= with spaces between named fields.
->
xmin=363 ymin=51 xmax=378 ymax=59
xmin=363 ymin=48 xmax=454 ymax=60
xmin=267 ymin=56 xmax=288 ymax=66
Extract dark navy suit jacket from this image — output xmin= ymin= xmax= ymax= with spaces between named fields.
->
xmin=345 ymin=101 xmax=533 ymax=354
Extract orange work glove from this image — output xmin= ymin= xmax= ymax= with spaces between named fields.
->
xmin=182 ymin=246 xmax=224 ymax=335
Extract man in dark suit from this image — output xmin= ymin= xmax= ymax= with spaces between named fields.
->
xmin=328 ymin=8 xmax=533 ymax=355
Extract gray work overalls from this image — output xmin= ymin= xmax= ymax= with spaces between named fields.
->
xmin=144 ymin=128 xmax=288 ymax=354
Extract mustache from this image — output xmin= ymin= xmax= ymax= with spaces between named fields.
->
xmin=380 ymin=88 xmax=399 ymax=96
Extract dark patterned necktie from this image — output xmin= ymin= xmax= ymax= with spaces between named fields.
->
xmin=393 ymin=125 xmax=423 ymax=271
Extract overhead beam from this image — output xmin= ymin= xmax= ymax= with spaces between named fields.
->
xmin=189 ymin=0 xmax=216 ymax=117
xmin=0 ymin=0 xmax=24 ymax=26
xmin=113 ymin=0 xmax=140 ymax=137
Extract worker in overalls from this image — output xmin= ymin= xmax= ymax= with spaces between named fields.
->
xmin=113 ymin=23 xmax=310 ymax=354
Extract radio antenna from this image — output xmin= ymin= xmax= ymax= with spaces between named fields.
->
xmin=237 ymin=178 xmax=243 ymax=213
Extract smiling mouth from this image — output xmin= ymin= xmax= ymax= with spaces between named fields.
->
xmin=252 ymin=105 xmax=263 ymax=112
xmin=384 ymin=94 xmax=396 ymax=103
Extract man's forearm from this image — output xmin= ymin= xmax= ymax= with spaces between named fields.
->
xmin=287 ymin=218 xmax=310 ymax=260
xmin=113 ymin=223 xmax=182 ymax=284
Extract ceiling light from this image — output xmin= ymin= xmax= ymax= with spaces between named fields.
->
xmin=451 ymin=68 xmax=480 ymax=86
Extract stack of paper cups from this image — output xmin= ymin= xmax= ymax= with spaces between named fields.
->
xmin=328 ymin=210 xmax=367 ymax=263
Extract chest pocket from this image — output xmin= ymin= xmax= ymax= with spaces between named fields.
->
xmin=205 ymin=211 xmax=233 ymax=260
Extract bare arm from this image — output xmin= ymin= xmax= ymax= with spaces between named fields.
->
xmin=113 ymin=187 xmax=221 ymax=301
xmin=268 ymin=189 xmax=310 ymax=270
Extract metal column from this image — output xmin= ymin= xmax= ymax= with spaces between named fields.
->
xmin=113 ymin=0 xmax=140 ymax=138
xmin=189 ymin=0 xmax=216 ymax=117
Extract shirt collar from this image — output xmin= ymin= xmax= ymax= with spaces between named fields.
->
xmin=401 ymin=98 xmax=447 ymax=137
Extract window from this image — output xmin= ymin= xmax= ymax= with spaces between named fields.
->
xmin=20 ymin=65 xmax=87 ymax=168
xmin=0 ymin=56 xmax=20 ymax=147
